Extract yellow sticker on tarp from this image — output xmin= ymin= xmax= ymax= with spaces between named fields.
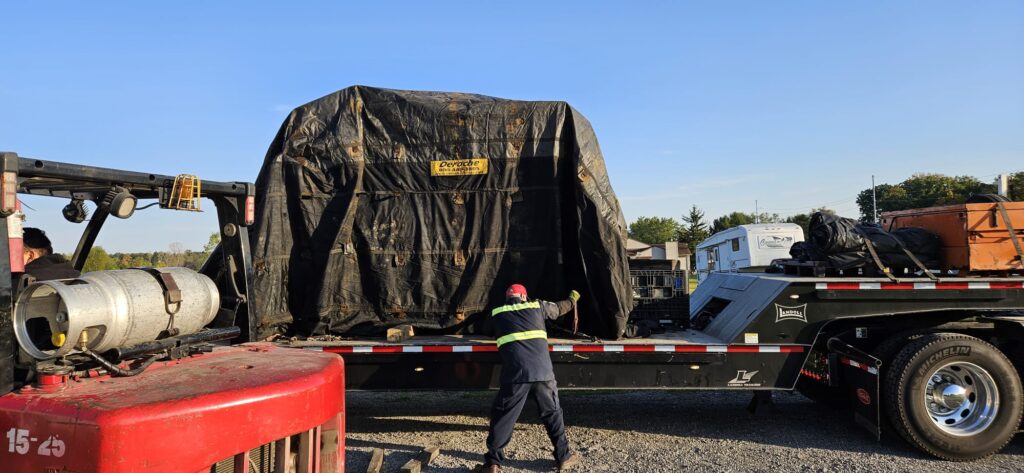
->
xmin=430 ymin=158 xmax=488 ymax=176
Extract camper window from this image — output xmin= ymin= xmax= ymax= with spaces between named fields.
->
xmin=731 ymin=238 xmax=740 ymax=252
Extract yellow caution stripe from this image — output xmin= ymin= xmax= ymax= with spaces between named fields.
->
xmin=496 ymin=329 xmax=548 ymax=347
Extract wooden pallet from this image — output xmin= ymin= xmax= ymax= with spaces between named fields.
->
xmin=776 ymin=260 xmax=832 ymax=277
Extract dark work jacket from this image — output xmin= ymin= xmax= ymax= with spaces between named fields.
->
xmin=25 ymin=254 xmax=81 ymax=281
xmin=491 ymin=298 xmax=574 ymax=384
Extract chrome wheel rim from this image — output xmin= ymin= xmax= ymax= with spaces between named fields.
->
xmin=923 ymin=361 xmax=999 ymax=436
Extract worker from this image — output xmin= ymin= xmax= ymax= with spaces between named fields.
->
xmin=474 ymin=284 xmax=582 ymax=473
xmin=23 ymin=227 xmax=80 ymax=280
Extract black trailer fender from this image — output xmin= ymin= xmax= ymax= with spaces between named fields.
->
xmin=826 ymin=338 xmax=883 ymax=440
xmin=980 ymin=314 xmax=1024 ymax=335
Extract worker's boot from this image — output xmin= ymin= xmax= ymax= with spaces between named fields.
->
xmin=558 ymin=452 xmax=581 ymax=471
xmin=472 ymin=463 xmax=500 ymax=473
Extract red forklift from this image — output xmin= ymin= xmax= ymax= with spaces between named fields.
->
xmin=0 ymin=152 xmax=345 ymax=473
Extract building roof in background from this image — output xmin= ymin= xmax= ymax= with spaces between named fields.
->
xmin=626 ymin=239 xmax=692 ymax=257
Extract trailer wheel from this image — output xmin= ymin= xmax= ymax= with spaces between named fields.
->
xmin=873 ymin=331 xmax=927 ymax=364
xmin=883 ymin=333 xmax=1023 ymax=461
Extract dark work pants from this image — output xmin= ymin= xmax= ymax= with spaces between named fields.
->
xmin=484 ymin=380 xmax=570 ymax=466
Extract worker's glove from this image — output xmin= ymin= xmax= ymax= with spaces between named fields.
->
xmin=569 ymin=290 xmax=581 ymax=303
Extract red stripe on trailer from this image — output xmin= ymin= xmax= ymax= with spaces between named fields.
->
xmin=881 ymin=283 xmax=915 ymax=290
xmin=318 ymin=344 xmax=805 ymax=354
xmin=825 ymin=282 xmax=861 ymax=290
xmin=991 ymin=281 xmax=1024 ymax=289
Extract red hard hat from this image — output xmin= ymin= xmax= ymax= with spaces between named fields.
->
xmin=506 ymin=284 xmax=528 ymax=300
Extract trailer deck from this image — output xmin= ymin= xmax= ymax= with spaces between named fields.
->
xmin=290 ymin=330 xmax=806 ymax=356
xmin=291 ymin=329 xmax=720 ymax=348
xmin=288 ymin=272 xmax=1024 ymax=391
xmin=288 ymin=326 xmax=808 ymax=390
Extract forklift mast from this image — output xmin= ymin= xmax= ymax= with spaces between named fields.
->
xmin=0 ymin=151 xmax=258 ymax=394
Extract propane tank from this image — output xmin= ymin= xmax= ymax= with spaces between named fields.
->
xmin=14 ymin=267 xmax=220 ymax=359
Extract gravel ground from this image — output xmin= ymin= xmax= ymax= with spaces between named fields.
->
xmin=344 ymin=390 xmax=1022 ymax=473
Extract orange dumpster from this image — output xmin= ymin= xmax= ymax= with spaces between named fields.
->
xmin=881 ymin=202 xmax=1024 ymax=272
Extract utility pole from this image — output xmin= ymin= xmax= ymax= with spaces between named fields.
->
xmin=872 ymin=175 xmax=878 ymax=223
xmin=755 ymin=200 xmax=759 ymax=224
xmin=997 ymin=174 xmax=1009 ymax=198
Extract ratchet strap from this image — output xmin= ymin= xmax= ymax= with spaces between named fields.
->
xmin=139 ymin=268 xmax=183 ymax=336
xmin=854 ymin=228 xmax=897 ymax=282
xmin=572 ymin=301 xmax=579 ymax=335
xmin=996 ymin=201 xmax=1024 ymax=265
xmin=887 ymin=232 xmax=939 ymax=281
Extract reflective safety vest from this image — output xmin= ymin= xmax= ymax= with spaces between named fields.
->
xmin=490 ymin=300 xmax=557 ymax=383
xmin=495 ymin=329 xmax=547 ymax=347
xmin=492 ymin=301 xmax=549 ymax=347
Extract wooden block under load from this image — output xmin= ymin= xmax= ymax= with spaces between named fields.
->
xmin=421 ymin=445 xmax=440 ymax=465
xmin=387 ymin=324 xmax=415 ymax=343
xmin=399 ymin=445 xmax=441 ymax=473
xmin=365 ymin=448 xmax=384 ymax=473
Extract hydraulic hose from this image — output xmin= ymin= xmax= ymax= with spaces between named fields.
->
xmin=82 ymin=349 xmax=161 ymax=377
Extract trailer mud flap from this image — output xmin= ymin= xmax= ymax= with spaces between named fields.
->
xmin=827 ymin=339 xmax=882 ymax=441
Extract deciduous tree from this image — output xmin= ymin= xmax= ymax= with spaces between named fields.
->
xmin=856 ymin=174 xmax=995 ymax=222
xmin=628 ymin=216 xmax=680 ymax=244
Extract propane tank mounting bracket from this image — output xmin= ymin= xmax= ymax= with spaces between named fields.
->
xmin=139 ymin=268 xmax=183 ymax=337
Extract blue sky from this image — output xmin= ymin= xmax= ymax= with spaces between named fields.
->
xmin=1 ymin=1 xmax=1022 ymax=252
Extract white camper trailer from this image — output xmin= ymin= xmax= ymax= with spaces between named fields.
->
xmin=695 ymin=223 xmax=804 ymax=283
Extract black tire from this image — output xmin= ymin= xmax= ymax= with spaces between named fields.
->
xmin=873 ymin=332 xmax=928 ymax=434
xmin=873 ymin=331 xmax=929 ymax=364
xmin=883 ymin=333 xmax=1023 ymax=461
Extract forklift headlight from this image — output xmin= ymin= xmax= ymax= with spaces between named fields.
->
xmin=62 ymin=199 xmax=88 ymax=223
xmin=105 ymin=188 xmax=137 ymax=219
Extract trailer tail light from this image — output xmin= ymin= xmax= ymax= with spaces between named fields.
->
xmin=1 ymin=171 xmax=17 ymax=214
xmin=245 ymin=195 xmax=255 ymax=226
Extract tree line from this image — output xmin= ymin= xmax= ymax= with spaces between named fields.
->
xmin=77 ymin=233 xmax=220 ymax=273
xmin=854 ymin=172 xmax=1022 ymax=221
xmin=629 ymin=171 xmax=1022 ymax=269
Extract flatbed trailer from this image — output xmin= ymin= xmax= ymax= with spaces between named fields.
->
xmin=289 ymin=271 xmax=1024 ymax=461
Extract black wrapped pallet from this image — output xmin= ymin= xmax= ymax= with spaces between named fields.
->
xmin=790 ymin=212 xmax=942 ymax=272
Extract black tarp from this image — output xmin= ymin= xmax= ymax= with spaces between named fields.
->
xmin=789 ymin=212 xmax=941 ymax=270
xmin=247 ymin=86 xmax=632 ymax=340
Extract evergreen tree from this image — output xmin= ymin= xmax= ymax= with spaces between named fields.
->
xmin=678 ymin=205 xmax=709 ymax=270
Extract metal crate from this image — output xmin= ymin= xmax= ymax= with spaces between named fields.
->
xmin=629 ymin=269 xmax=690 ymax=326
